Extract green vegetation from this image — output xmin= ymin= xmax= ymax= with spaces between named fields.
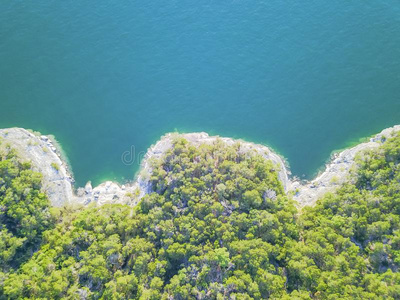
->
xmin=0 ymin=147 xmax=53 ymax=282
xmin=51 ymin=162 xmax=60 ymax=172
xmin=1 ymin=134 xmax=400 ymax=299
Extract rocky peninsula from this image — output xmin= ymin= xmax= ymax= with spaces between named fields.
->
xmin=1 ymin=125 xmax=399 ymax=207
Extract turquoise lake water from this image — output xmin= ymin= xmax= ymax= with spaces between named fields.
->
xmin=1 ymin=1 xmax=400 ymax=187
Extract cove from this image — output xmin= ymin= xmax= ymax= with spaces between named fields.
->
xmin=1 ymin=1 xmax=400 ymax=187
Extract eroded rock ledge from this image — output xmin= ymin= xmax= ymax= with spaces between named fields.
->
xmin=1 ymin=126 xmax=399 ymax=207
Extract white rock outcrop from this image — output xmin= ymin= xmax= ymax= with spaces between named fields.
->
xmin=0 ymin=128 xmax=74 ymax=206
xmin=292 ymin=125 xmax=400 ymax=206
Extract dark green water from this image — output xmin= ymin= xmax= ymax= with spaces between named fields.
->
xmin=1 ymin=1 xmax=400 ymax=186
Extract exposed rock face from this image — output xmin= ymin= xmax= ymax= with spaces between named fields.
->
xmin=1 ymin=126 xmax=399 ymax=208
xmin=0 ymin=128 xmax=74 ymax=206
xmin=292 ymin=125 xmax=400 ymax=206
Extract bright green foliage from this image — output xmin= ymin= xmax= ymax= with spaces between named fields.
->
xmin=1 ymin=139 xmax=297 ymax=299
xmin=2 ymin=134 xmax=400 ymax=299
xmin=287 ymin=133 xmax=400 ymax=299
xmin=0 ymin=148 xmax=53 ymax=274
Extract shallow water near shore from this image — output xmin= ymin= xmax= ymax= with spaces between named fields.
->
xmin=1 ymin=1 xmax=400 ymax=186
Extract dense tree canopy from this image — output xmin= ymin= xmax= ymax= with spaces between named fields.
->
xmin=1 ymin=134 xmax=400 ymax=299
xmin=0 ymin=145 xmax=53 ymax=288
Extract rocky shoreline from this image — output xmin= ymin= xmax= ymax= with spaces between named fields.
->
xmin=0 ymin=128 xmax=74 ymax=206
xmin=292 ymin=125 xmax=400 ymax=206
xmin=72 ymin=132 xmax=291 ymax=207
xmin=1 ymin=126 xmax=399 ymax=207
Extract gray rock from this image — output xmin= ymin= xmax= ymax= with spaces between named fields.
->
xmin=0 ymin=128 xmax=74 ymax=207
xmin=85 ymin=182 xmax=93 ymax=194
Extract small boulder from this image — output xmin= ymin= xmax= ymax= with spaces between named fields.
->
xmin=85 ymin=182 xmax=93 ymax=194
